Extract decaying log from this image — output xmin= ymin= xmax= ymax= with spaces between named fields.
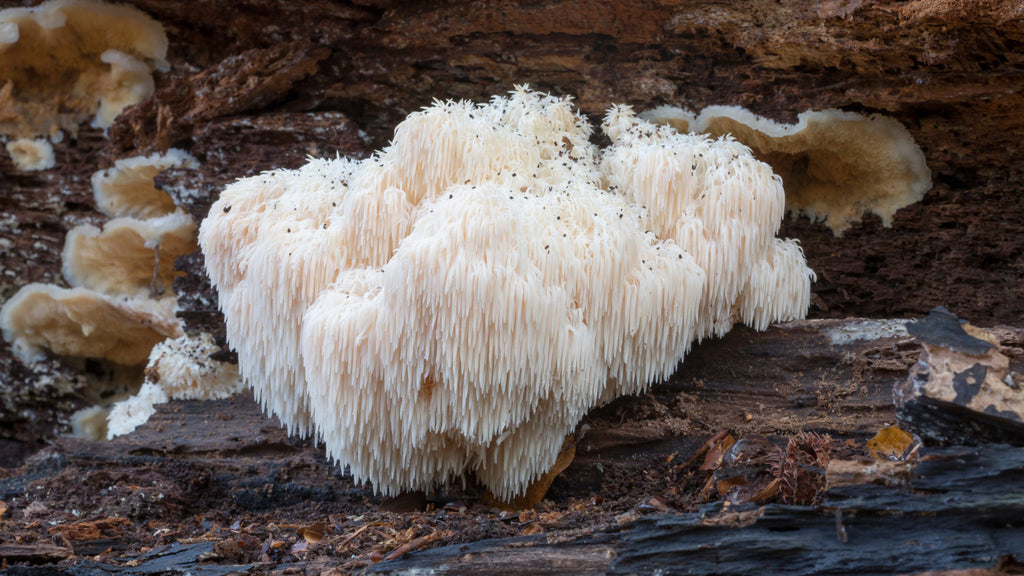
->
xmin=361 ymin=444 xmax=1024 ymax=576
xmin=3 ymin=0 xmax=1024 ymax=468
xmin=0 ymin=319 xmax=1019 ymax=574
xmin=897 ymin=307 xmax=1024 ymax=446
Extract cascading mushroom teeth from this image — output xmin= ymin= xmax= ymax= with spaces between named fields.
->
xmin=200 ymin=87 xmax=815 ymax=501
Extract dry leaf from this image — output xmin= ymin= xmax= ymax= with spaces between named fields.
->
xmin=296 ymin=521 xmax=325 ymax=544
xmin=716 ymin=476 xmax=750 ymax=496
xmin=701 ymin=433 xmax=736 ymax=471
xmin=868 ymin=425 xmax=919 ymax=460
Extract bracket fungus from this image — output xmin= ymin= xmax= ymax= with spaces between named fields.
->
xmin=643 ymin=105 xmax=931 ymax=236
xmin=200 ymin=87 xmax=815 ymax=500
xmin=0 ymin=0 xmax=168 ymax=139
xmin=73 ymin=149 xmax=201 ymax=297
xmin=2 ymin=149 xmax=198 ymax=369
xmin=92 ymin=149 xmax=198 ymax=219
xmin=1 ymin=148 xmax=203 ymax=442
xmin=62 ymin=211 xmax=197 ymax=296
xmin=0 ymin=284 xmax=182 ymax=366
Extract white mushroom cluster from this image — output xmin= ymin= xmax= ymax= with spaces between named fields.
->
xmin=200 ymin=87 xmax=815 ymax=500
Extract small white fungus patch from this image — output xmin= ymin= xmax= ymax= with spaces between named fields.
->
xmin=823 ymin=318 xmax=909 ymax=345
xmin=5 ymin=137 xmax=54 ymax=171
xmin=106 ymin=381 xmax=167 ymax=439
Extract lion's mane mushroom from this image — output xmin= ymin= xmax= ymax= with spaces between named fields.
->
xmin=105 ymin=333 xmax=244 ymax=439
xmin=0 ymin=0 xmax=167 ymax=140
xmin=602 ymin=106 xmax=815 ymax=338
xmin=105 ymin=381 xmax=167 ymax=439
xmin=642 ymin=105 xmax=931 ymax=236
xmin=143 ymin=332 xmax=242 ymax=401
xmin=200 ymin=87 xmax=815 ymax=500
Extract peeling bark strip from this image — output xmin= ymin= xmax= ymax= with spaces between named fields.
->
xmin=110 ymin=41 xmax=330 ymax=154
xmin=898 ymin=308 xmax=1024 ymax=445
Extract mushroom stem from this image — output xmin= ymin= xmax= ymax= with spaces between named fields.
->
xmin=150 ymin=242 xmax=163 ymax=298
xmin=482 ymin=435 xmax=577 ymax=510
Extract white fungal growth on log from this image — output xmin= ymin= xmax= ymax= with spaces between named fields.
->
xmin=199 ymin=87 xmax=816 ymax=500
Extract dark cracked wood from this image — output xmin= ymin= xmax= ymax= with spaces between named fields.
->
xmin=0 ymin=319 xmax=1019 ymax=573
xmin=361 ymin=445 xmax=1024 ymax=576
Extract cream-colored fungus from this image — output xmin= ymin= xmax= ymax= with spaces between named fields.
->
xmin=200 ymin=88 xmax=816 ymax=500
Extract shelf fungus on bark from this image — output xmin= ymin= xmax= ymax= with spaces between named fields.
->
xmin=92 ymin=149 xmax=199 ymax=219
xmin=70 ymin=149 xmax=202 ymax=297
xmin=62 ymin=212 xmax=197 ymax=297
xmin=643 ymin=105 xmax=931 ymax=236
xmin=1 ymin=149 xmax=199 ymax=370
xmin=897 ymin=306 xmax=1024 ymax=446
xmin=1 ymin=149 xmax=204 ymax=440
xmin=199 ymin=87 xmax=816 ymax=502
xmin=0 ymin=0 xmax=167 ymax=140
xmin=0 ymin=284 xmax=182 ymax=366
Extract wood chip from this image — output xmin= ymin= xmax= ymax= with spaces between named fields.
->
xmin=0 ymin=542 xmax=73 ymax=563
xmin=49 ymin=517 xmax=132 ymax=541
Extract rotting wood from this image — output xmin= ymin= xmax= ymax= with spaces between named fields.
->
xmin=0 ymin=319 xmax=1018 ymax=573
xmin=897 ymin=307 xmax=1024 ymax=446
xmin=80 ymin=541 xmax=257 ymax=576
xmin=0 ymin=542 xmax=73 ymax=564
xmin=360 ymin=445 xmax=1024 ymax=576
xmin=4 ymin=0 xmax=1024 ymax=467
